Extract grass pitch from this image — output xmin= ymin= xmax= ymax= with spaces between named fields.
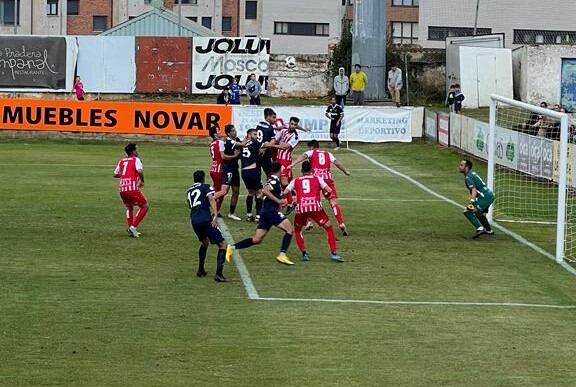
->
xmin=1 ymin=140 xmax=575 ymax=386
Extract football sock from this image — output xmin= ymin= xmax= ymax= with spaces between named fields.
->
xmin=229 ymin=204 xmax=237 ymax=215
xmin=280 ymin=233 xmax=292 ymax=253
xmin=476 ymin=213 xmax=492 ymax=232
xmin=326 ymin=225 xmax=337 ymax=252
xmin=246 ymin=195 xmax=253 ymax=214
xmin=255 ymin=197 xmax=263 ymax=215
xmin=198 ymin=244 xmax=207 ymax=272
xmin=302 ymin=250 xmax=308 ymax=257
xmin=234 ymin=238 xmax=254 ymax=250
xmin=335 ymin=138 xmax=341 ymax=147
xmin=332 ymin=204 xmax=344 ymax=224
xmin=464 ymin=211 xmax=482 ymax=229
xmin=216 ymin=249 xmax=226 ymax=277
xmin=126 ymin=207 xmax=134 ymax=227
xmin=133 ymin=207 xmax=149 ymax=227
xmin=294 ymin=228 xmax=306 ymax=251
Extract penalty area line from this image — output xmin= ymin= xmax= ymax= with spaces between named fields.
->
xmin=217 ymin=218 xmax=260 ymax=300
xmin=348 ymin=148 xmax=576 ymax=277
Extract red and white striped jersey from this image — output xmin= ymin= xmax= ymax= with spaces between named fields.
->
xmin=286 ymin=175 xmax=327 ymax=213
xmin=275 ymin=129 xmax=299 ymax=162
xmin=306 ymin=149 xmax=336 ymax=181
xmin=209 ymin=139 xmax=224 ymax=173
xmin=114 ymin=156 xmax=143 ymax=192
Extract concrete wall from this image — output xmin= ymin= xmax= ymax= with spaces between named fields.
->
xmin=419 ymin=0 xmax=576 ymax=49
xmin=512 ymin=46 xmax=527 ymax=101
xmin=267 ymin=54 xmax=330 ymax=97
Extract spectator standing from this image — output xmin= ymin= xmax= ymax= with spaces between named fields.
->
xmin=349 ymin=64 xmax=368 ymax=106
xmin=217 ymin=89 xmax=230 ymax=105
xmin=246 ymin=73 xmax=262 ymax=105
xmin=448 ymin=83 xmax=465 ymax=113
xmin=387 ymin=64 xmax=403 ymax=107
xmin=229 ymin=78 xmax=242 ymax=105
xmin=333 ymin=67 xmax=349 ymax=106
xmin=73 ymin=76 xmax=85 ymax=101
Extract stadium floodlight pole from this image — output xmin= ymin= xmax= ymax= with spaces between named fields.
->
xmin=473 ymin=0 xmax=480 ymax=35
xmin=556 ymin=113 xmax=569 ymax=263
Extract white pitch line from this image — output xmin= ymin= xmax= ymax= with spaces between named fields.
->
xmin=337 ymin=198 xmax=443 ymax=202
xmin=217 ymin=218 xmax=260 ymax=300
xmin=257 ymin=297 xmax=576 ymax=309
xmin=348 ymin=148 xmax=576 ymax=277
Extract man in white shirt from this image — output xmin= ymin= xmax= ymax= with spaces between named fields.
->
xmin=333 ymin=67 xmax=349 ymax=107
xmin=388 ymin=64 xmax=403 ymax=107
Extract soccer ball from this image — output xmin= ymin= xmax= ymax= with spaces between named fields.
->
xmin=285 ymin=56 xmax=297 ymax=69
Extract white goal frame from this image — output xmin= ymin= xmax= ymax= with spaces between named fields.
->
xmin=488 ymin=95 xmax=569 ymax=263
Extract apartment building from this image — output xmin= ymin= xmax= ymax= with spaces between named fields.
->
xmin=419 ymin=0 xmax=576 ymax=49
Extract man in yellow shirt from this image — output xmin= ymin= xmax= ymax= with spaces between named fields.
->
xmin=349 ymin=64 xmax=368 ymax=105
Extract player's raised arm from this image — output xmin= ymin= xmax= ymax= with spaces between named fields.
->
xmin=282 ymin=179 xmax=295 ymax=197
xmin=318 ymin=176 xmax=333 ymax=197
xmin=289 ymin=153 xmax=308 ymax=169
xmin=333 ymin=159 xmax=351 ymax=176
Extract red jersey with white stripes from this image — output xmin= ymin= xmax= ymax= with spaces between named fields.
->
xmin=114 ymin=156 xmax=143 ymax=192
xmin=305 ymin=149 xmax=336 ymax=181
xmin=275 ymin=128 xmax=299 ymax=162
xmin=286 ymin=175 xmax=327 ymax=213
xmin=209 ymin=139 xmax=224 ymax=173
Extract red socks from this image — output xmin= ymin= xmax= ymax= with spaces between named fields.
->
xmin=332 ymin=204 xmax=344 ymax=224
xmin=133 ymin=207 xmax=149 ymax=227
xmin=126 ymin=208 xmax=134 ymax=227
xmin=326 ymin=225 xmax=337 ymax=252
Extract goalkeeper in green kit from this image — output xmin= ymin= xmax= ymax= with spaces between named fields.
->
xmin=459 ymin=159 xmax=495 ymax=238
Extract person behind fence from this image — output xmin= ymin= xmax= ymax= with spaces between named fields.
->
xmin=216 ymin=89 xmax=230 ymax=105
xmin=448 ymin=83 xmax=464 ymax=113
xmin=229 ymin=77 xmax=242 ymax=105
xmin=333 ymin=67 xmax=349 ymax=107
xmin=350 ymin=64 xmax=368 ymax=106
xmin=387 ymin=63 xmax=403 ymax=107
xmin=246 ymin=73 xmax=262 ymax=106
xmin=72 ymin=76 xmax=85 ymax=101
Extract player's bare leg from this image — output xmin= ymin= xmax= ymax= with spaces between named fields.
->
xmin=329 ymin=197 xmax=347 ymax=236
xmin=214 ymin=239 xmax=227 ymax=282
xmin=197 ymin=238 xmax=209 ymax=277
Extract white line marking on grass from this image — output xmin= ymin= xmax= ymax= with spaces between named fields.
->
xmin=257 ymin=297 xmax=576 ymax=309
xmin=0 ymin=163 xmax=202 ymax=169
xmin=337 ymin=198 xmax=444 ymax=202
xmin=348 ymin=148 xmax=576 ymax=277
xmin=217 ymin=218 xmax=260 ymax=300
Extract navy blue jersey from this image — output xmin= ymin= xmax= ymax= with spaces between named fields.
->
xmin=256 ymin=121 xmax=275 ymax=148
xmin=186 ymin=183 xmax=215 ymax=224
xmin=261 ymin=175 xmax=283 ymax=213
xmin=326 ymin=103 xmax=343 ymax=124
xmin=223 ymin=136 xmax=240 ymax=169
xmin=241 ymin=139 xmax=261 ymax=169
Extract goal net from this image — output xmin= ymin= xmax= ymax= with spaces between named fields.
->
xmin=488 ymin=95 xmax=574 ymax=263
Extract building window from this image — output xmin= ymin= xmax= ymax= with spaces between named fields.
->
xmin=245 ymin=1 xmax=257 ymax=19
xmin=392 ymin=0 xmax=418 ymax=6
xmin=186 ymin=16 xmax=198 ymax=23
xmin=201 ymin=16 xmax=212 ymax=29
xmin=175 ymin=0 xmax=196 ymax=4
xmin=93 ymin=16 xmax=107 ymax=32
xmin=47 ymin=0 xmax=58 ymax=15
xmin=1 ymin=0 xmax=20 ymax=25
xmin=514 ymin=29 xmax=576 ymax=45
xmin=67 ymin=0 xmax=79 ymax=15
xmin=274 ymin=22 xmax=329 ymax=37
xmin=222 ymin=16 xmax=232 ymax=32
xmin=392 ymin=22 xmax=418 ymax=45
xmin=428 ymin=26 xmax=492 ymax=41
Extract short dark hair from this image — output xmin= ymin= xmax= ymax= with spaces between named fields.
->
xmin=540 ymin=101 xmax=548 ymax=108
xmin=463 ymin=159 xmax=473 ymax=170
xmin=270 ymin=162 xmax=282 ymax=174
xmin=264 ymin=108 xmax=276 ymax=118
xmin=125 ymin=143 xmax=137 ymax=156
xmin=355 ymin=64 xmax=361 ymax=68
xmin=307 ymin=139 xmax=319 ymax=148
xmin=454 ymin=83 xmax=461 ymax=88
xmin=290 ymin=116 xmax=300 ymax=124
xmin=302 ymin=160 xmax=312 ymax=173
xmin=224 ymin=124 xmax=235 ymax=135
xmin=193 ymin=170 xmax=205 ymax=183
xmin=208 ymin=127 xmax=219 ymax=139
xmin=247 ymin=128 xmax=257 ymax=134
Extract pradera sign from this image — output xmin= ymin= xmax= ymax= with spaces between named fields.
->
xmin=192 ymin=37 xmax=270 ymax=94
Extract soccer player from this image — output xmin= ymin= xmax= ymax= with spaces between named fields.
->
xmin=459 ymin=159 xmax=495 ymax=238
xmin=272 ymin=116 xmax=301 ymax=213
xmin=255 ymin=108 xmax=277 ymax=178
xmin=241 ymin=128 xmax=267 ymax=222
xmin=226 ymin=162 xmax=295 ymax=266
xmin=325 ymin=97 xmax=344 ymax=150
xmin=186 ymin=170 xmax=228 ymax=282
xmin=113 ymin=143 xmax=149 ymax=238
xmin=284 ymin=161 xmax=343 ymax=262
xmin=208 ymin=127 xmax=224 ymax=211
xmin=213 ymin=124 xmax=242 ymax=221
xmin=291 ymin=140 xmax=351 ymax=235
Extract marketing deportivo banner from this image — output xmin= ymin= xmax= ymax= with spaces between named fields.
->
xmin=0 ymin=36 xmax=67 ymax=89
xmin=192 ymin=37 xmax=270 ymax=94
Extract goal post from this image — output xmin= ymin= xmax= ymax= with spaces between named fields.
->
xmin=488 ymin=95 xmax=570 ymax=264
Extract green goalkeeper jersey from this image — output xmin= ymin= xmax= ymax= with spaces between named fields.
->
xmin=464 ymin=171 xmax=494 ymax=201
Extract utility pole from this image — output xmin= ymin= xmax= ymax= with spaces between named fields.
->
xmin=473 ymin=0 xmax=480 ymax=35
xmin=178 ymin=0 xmax=182 ymax=36
xmin=13 ymin=0 xmax=18 ymax=34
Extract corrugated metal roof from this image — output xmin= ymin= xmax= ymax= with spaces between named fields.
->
xmin=100 ymin=8 xmax=217 ymax=37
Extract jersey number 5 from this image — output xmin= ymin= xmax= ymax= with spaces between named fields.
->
xmin=187 ymin=189 xmax=202 ymax=208
xmin=242 ymin=147 xmax=251 ymax=158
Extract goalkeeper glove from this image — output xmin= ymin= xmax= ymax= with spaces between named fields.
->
xmin=466 ymin=199 xmax=477 ymax=211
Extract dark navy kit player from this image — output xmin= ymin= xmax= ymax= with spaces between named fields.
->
xmin=326 ymin=97 xmax=344 ymax=150
xmin=255 ymin=108 xmax=278 ymax=178
xmin=213 ymin=124 xmax=242 ymax=221
xmin=240 ymin=128 xmax=269 ymax=222
xmin=186 ymin=170 xmax=228 ymax=282
xmin=226 ymin=162 xmax=295 ymax=266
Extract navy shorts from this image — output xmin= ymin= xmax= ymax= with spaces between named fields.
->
xmin=222 ymin=166 xmax=240 ymax=187
xmin=192 ymin=221 xmax=224 ymax=244
xmin=330 ymin=122 xmax=341 ymax=134
xmin=258 ymin=154 xmax=272 ymax=177
xmin=257 ymin=211 xmax=286 ymax=231
xmin=242 ymin=168 xmax=263 ymax=191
